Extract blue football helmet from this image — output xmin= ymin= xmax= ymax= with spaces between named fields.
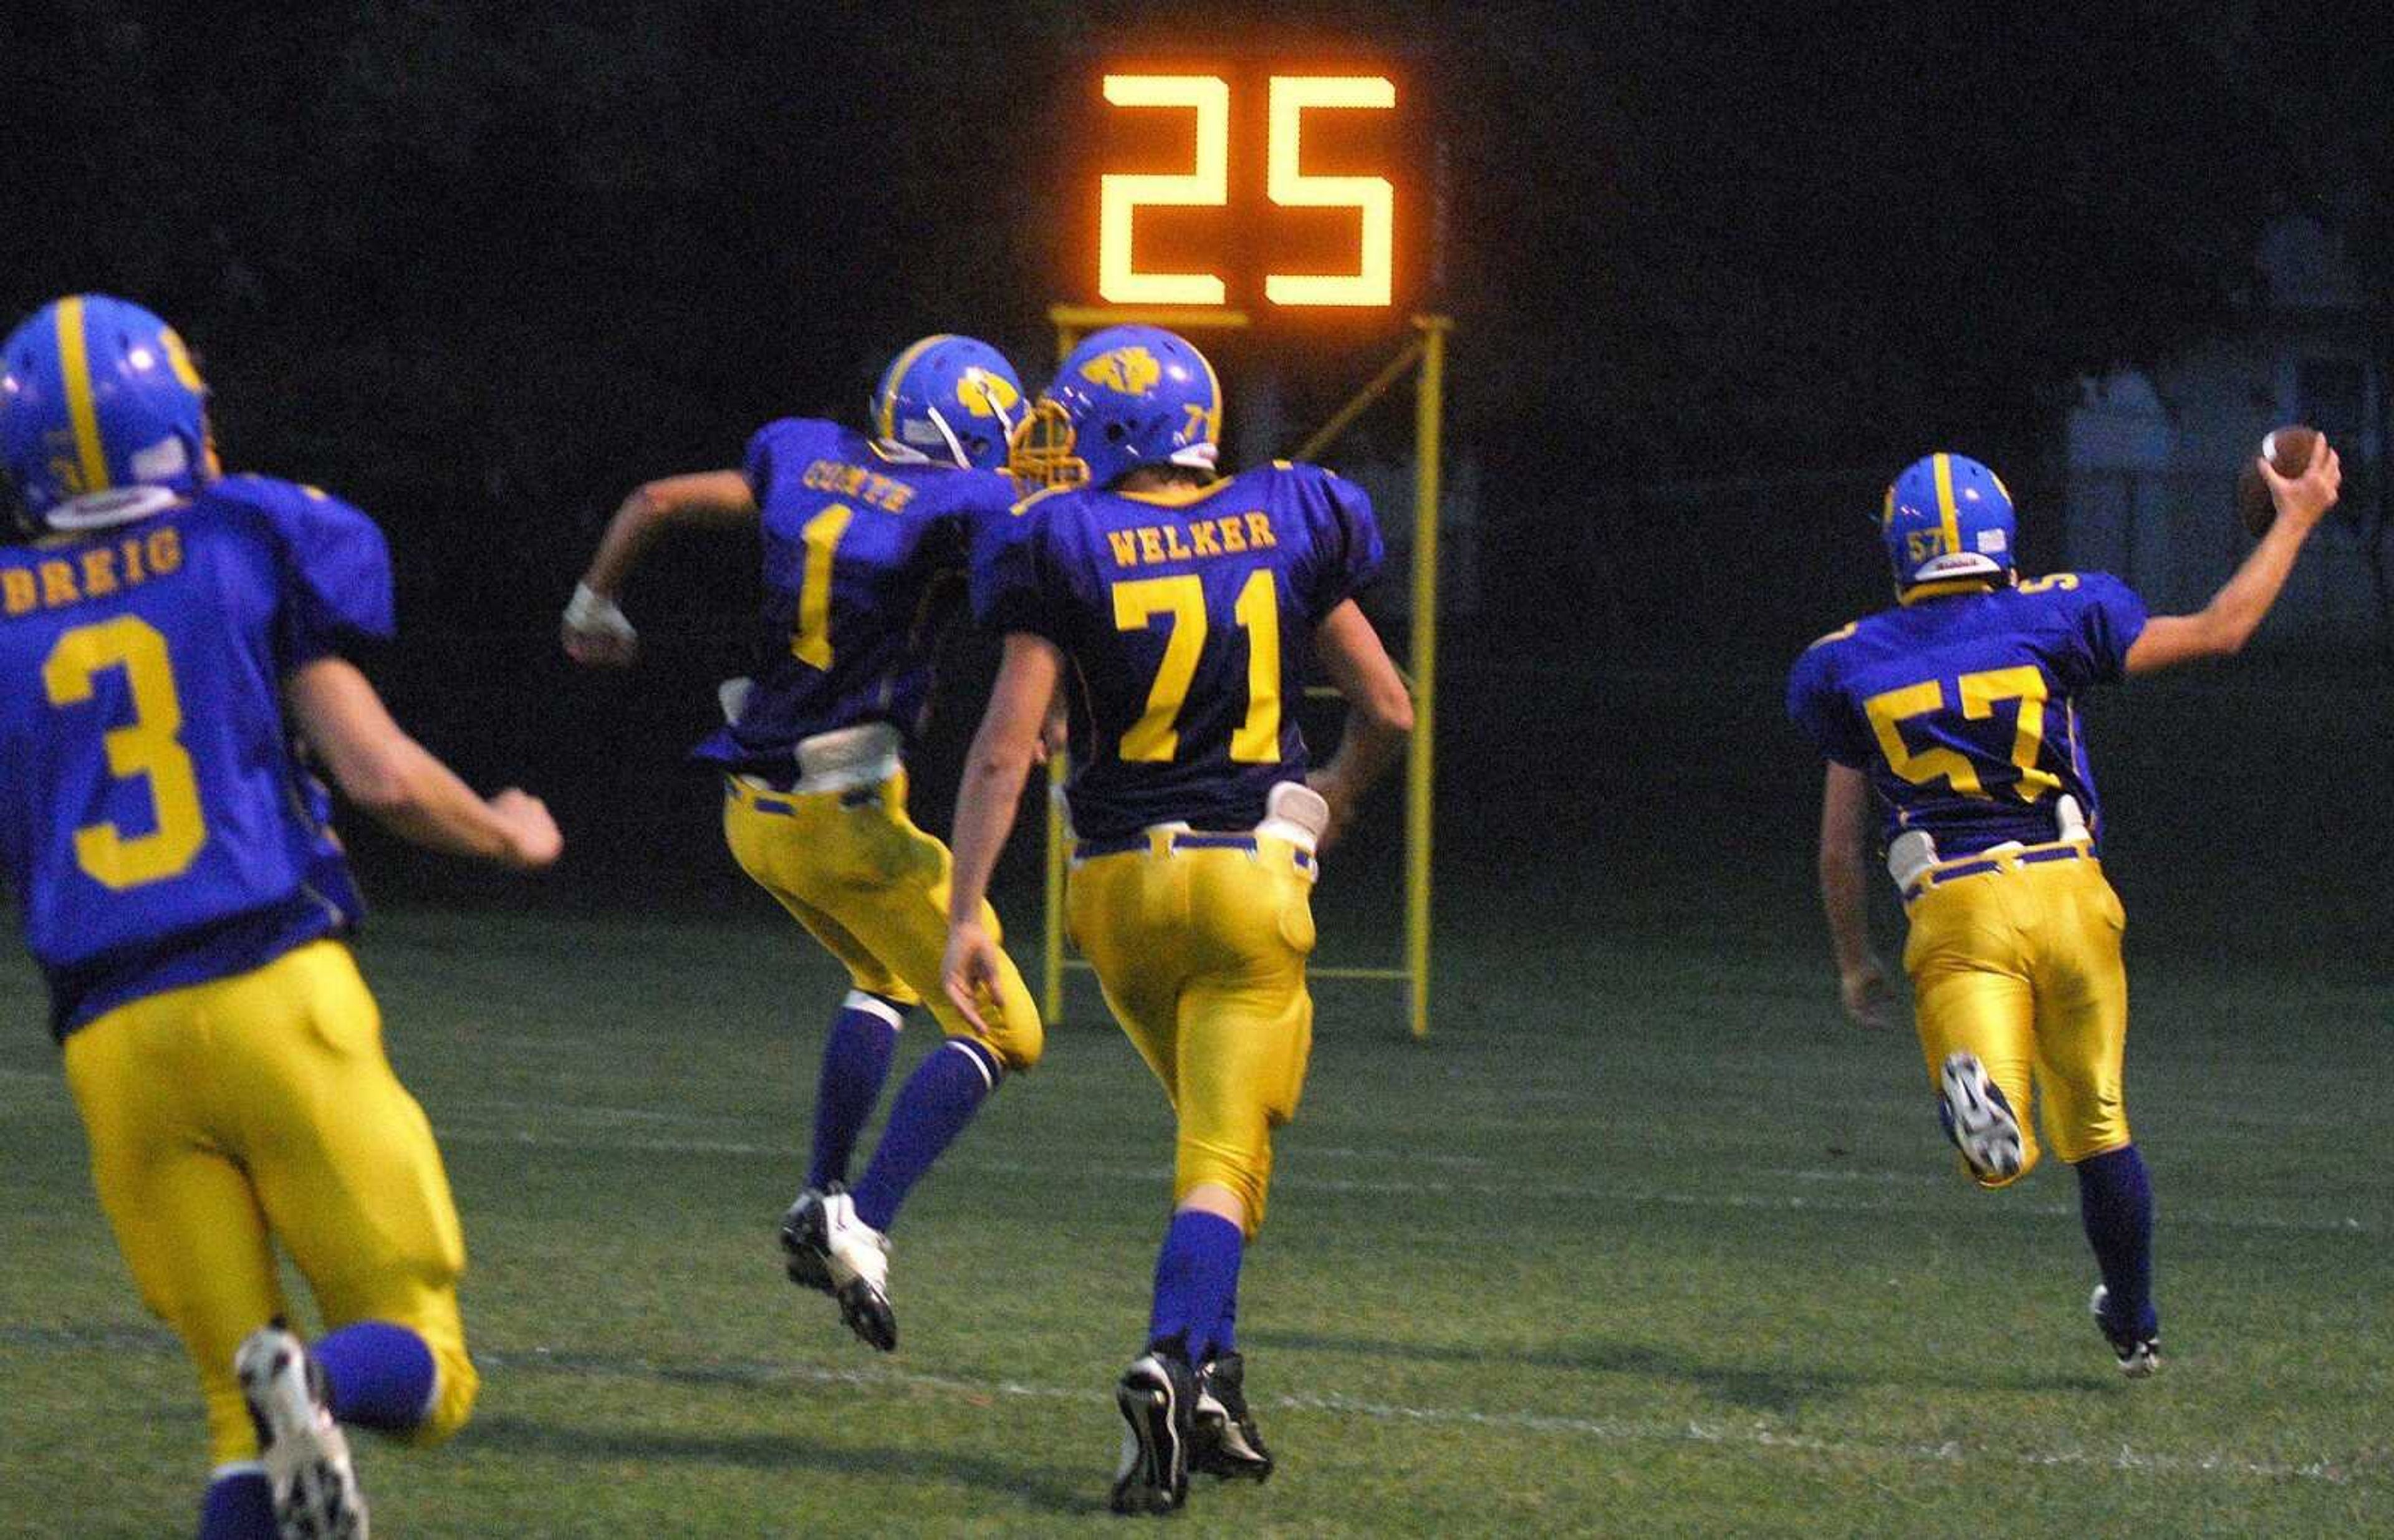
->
xmin=871 ymin=334 xmax=1024 ymax=471
xmin=1882 ymin=453 xmax=2016 ymax=590
xmin=1 ymin=294 xmax=211 ymax=531
xmin=1009 ymin=324 xmax=1221 ymax=489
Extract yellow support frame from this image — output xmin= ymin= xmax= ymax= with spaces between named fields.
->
xmin=1037 ymin=305 xmax=1450 ymax=1039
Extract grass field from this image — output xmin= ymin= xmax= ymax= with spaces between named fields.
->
xmin=3 ymin=665 xmax=2391 ymax=1534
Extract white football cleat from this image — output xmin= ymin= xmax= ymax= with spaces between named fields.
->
xmin=234 ymin=1324 xmax=367 ymax=1540
xmin=2090 ymin=1284 xmax=2162 ymax=1377
xmin=1938 ymin=1052 xmax=2025 ymax=1185
xmin=786 ymin=1186 xmax=896 ymax=1350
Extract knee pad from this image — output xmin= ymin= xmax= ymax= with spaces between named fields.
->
xmin=965 ymin=978 xmax=1043 ymax=1074
xmin=1174 ymin=1137 xmax=1273 ymax=1239
xmin=407 ymin=1340 xmax=479 ymax=1447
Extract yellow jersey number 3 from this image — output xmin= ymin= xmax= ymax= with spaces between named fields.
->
xmin=42 ymin=615 xmax=209 ymax=889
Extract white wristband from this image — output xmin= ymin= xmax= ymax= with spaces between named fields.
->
xmin=563 ymin=582 xmax=635 ymax=640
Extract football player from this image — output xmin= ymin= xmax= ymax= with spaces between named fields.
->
xmin=561 ymin=335 xmax=1043 ymax=1351
xmin=1787 ymin=444 xmax=2341 ymax=1376
xmin=0 ymin=296 xmax=562 ymax=1539
xmin=941 ymin=325 xmax=1413 ymax=1513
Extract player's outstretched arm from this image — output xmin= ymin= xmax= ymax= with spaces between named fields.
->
xmin=942 ymin=633 xmax=1065 ymax=1031
xmin=562 ymin=469 xmax=758 ymax=666
xmin=1817 ymin=762 xmax=1896 ymax=1031
xmin=287 ymin=657 xmax=562 ymax=870
xmin=1307 ymin=599 xmax=1413 ymax=850
xmin=2125 ymin=436 xmax=2342 ymax=674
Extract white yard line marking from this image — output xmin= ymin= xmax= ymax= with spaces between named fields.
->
xmin=471 ymin=1348 xmax=2367 ymax=1487
xmin=428 ymin=1127 xmax=2378 ymax=1235
xmin=0 ymin=1322 xmax=2377 ymax=1485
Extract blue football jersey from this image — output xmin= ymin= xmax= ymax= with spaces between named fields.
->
xmin=0 ymin=476 xmax=393 ymax=1038
xmin=693 ymin=419 xmax=1017 ymax=777
xmin=1786 ymin=574 xmax=2150 ymax=857
xmin=972 ymin=461 xmax=1385 ymax=841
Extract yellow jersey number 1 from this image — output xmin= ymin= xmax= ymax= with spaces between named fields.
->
xmin=41 ymin=615 xmax=209 ymax=889
xmin=1110 ymin=569 xmax=1281 ymax=763
xmin=789 ymin=503 xmax=855 ymax=670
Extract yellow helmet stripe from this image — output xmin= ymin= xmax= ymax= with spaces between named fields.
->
xmin=876 ymin=334 xmax=953 ymax=441
xmin=1931 ymin=452 xmax=1961 ymax=558
xmin=55 ymin=297 xmax=112 ymax=494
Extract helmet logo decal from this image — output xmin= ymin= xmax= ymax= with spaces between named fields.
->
xmin=1079 ymin=345 xmax=1162 ymax=397
xmin=159 ymin=329 xmax=206 ymax=393
xmin=954 ymin=367 xmax=1021 ymax=420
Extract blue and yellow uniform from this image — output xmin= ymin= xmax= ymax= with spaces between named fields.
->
xmin=974 ymin=458 xmax=1383 ymax=1228
xmin=711 ymin=416 xmax=1041 ymax=1071
xmin=1788 ymin=569 xmax=2149 ymax=1178
xmin=0 ymin=476 xmax=476 ymax=1466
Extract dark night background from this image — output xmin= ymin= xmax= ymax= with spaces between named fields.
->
xmin=7 ymin=0 xmax=2390 ymax=928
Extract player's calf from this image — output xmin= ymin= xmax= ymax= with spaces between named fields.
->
xmin=234 ymin=1324 xmax=367 ymax=1540
xmin=1937 ymin=1052 xmax=2026 ymax=1186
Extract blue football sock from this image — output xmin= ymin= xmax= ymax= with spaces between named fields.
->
xmin=314 ymin=1319 xmax=437 ymax=1433
xmin=809 ymin=992 xmax=905 ymax=1190
xmin=200 ymin=1469 xmax=276 ymax=1539
xmin=1148 ymin=1209 xmax=1244 ymax=1362
xmin=2077 ymin=1143 xmax=2157 ymax=1337
xmin=1210 ymin=1293 xmax=1238 ymax=1361
xmin=851 ymin=1037 xmax=1001 ymax=1233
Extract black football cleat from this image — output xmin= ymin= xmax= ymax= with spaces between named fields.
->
xmin=777 ymin=1187 xmax=835 ymax=1296
xmin=2090 ymin=1285 xmax=2161 ymax=1377
xmin=1191 ymin=1352 xmax=1274 ymax=1482
xmin=1109 ymin=1351 xmax=1196 ymax=1516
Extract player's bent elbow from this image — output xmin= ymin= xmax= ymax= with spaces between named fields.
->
xmin=2212 ymin=607 xmax=2264 ymax=658
xmin=335 ymin=738 xmax=443 ymax=824
xmin=330 ymin=749 xmax=418 ymax=819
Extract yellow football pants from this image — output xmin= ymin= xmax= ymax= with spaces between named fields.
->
xmin=1067 ymin=834 xmax=1318 ymax=1237
xmin=723 ymin=769 xmax=1042 ymax=1072
xmin=1903 ymin=849 xmax=2132 ymax=1183
xmin=60 ymin=940 xmax=475 ymax=1467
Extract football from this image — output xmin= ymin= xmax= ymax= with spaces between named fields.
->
xmin=2235 ymin=425 xmax=2320 ymax=537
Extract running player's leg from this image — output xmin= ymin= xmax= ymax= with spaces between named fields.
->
xmin=64 ymin=986 xmax=292 ymax=1536
xmin=832 ymin=779 xmax=1042 ymax=1235
xmin=228 ymin=943 xmax=478 ymax=1445
xmin=1067 ymin=847 xmax=1215 ymax=1511
xmin=1150 ymin=847 xmax=1314 ymax=1485
xmin=2034 ymin=867 xmax=2155 ymax=1367
xmin=1905 ymin=882 xmax=2040 ymax=1185
xmin=725 ymin=789 xmax=911 ymax=1190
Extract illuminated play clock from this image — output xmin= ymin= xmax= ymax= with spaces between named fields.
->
xmin=1085 ymin=67 xmax=1410 ymax=310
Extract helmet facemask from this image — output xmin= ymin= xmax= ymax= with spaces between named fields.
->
xmin=1007 ymin=398 xmax=1088 ymax=489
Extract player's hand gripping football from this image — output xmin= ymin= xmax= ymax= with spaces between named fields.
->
xmin=2259 ymin=433 xmax=2341 ymax=534
xmin=941 ymin=918 xmax=1004 ymax=1034
xmin=1839 ymin=956 xmax=1899 ymax=1032
xmin=561 ymin=582 xmax=639 ymax=667
xmin=488 ymin=788 xmax=563 ymax=870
